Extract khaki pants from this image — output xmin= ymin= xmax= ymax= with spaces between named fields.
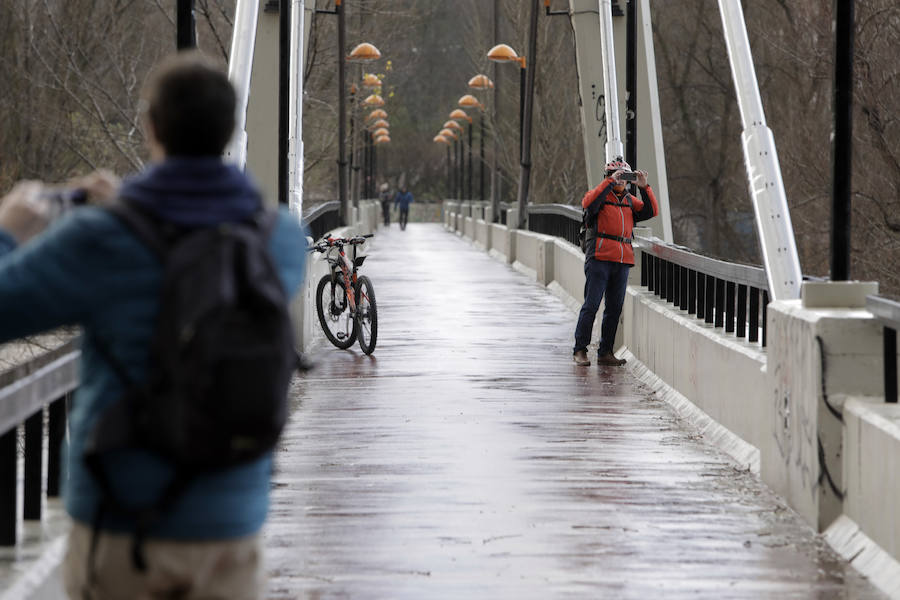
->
xmin=64 ymin=522 xmax=264 ymax=600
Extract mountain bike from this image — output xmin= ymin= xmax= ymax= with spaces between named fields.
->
xmin=308 ymin=234 xmax=378 ymax=355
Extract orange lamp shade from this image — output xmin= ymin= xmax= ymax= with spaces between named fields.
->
xmin=363 ymin=94 xmax=385 ymax=107
xmin=458 ymin=94 xmax=481 ymax=108
xmin=449 ymin=109 xmax=470 ymax=121
xmin=362 ymin=73 xmax=382 ymax=88
xmin=443 ymin=120 xmax=463 ymax=131
xmin=468 ymin=74 xmax=494 ymax=90
xmin=375 ymin=135 xmax=391 ymax=143
xmin=374 ymin=127 xmax=390 ymax=137
xmin=367 ymin=109 xmax=388 ymax=121
xmin=439 ymin=128 xmax=458 ymax=140
xmin=372 ymin=119 xmax=390 ymax=129
xmin=433 ymin=135 xmax=450 ymax=144
xmin=347 ymin=42 xmax=382 ymax=62
xmin=487 ymin=43 xmax=525 ymax=68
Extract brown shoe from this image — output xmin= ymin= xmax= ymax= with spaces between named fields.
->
xmin=597 ymin=352 xmax=626 ymax=366
xmin=573 ymin=350 xmax=590 ymax=366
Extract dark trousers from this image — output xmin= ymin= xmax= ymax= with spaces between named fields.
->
xmin=381 ymin=202 xmax=390 ymax=226
xmin=398 ymin=207 xmax=409 ymax=230
xmin=573 ymin=259 xmax=630 ymax=355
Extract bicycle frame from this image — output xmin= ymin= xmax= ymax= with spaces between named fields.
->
xmin=324 ymin=239 xmax=361 ymax=313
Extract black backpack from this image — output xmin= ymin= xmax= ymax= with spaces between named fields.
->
xmin=85 ymin=200 xmax=299 ymax=569
xmin=578 ymin=207 xmax=591 ymax=253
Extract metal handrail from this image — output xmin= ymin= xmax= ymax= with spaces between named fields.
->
xmin=526 ymin=203 xmax=580 ymax=220
xmin=867 ymin=295 xmax=900 ymax=329
xmin=1 ymin=336 xmax=77 ymax=544
xmin=301 ymin=200 xmax=340 ymax=228
xmin=302 ymin=200 xmax=341 ymax=241
xmin=635 ymin=233 xmax=768 ymax=291
xmin=0 ymin=338 xmax=79 ymax=435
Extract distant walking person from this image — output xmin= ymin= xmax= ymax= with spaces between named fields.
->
xmin=379 ymin=182 xmax=392 ymax=226
xmin=394 ymin=185 xmax=413 ymax=231
xmin=573 ymin=157 xmax=658 ymax=367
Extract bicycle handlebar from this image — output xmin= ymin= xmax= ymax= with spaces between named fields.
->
xmin=307 ymin=233 xmax=375 ymax=253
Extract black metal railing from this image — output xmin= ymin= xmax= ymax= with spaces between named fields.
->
xmin=0 ymin=337 xmax=79 ymax=545
xmin=302 ymin=201 xmax=340 ymax=241
xmin=526 ymin=203 xmax=581 ymax=247
xmin=637 ymin=235 xmax=770 ymax=347
xmin=866 ymin=295 xmax=899 ymax=404
xmin=520 ymin=203 xmax=772 ymax=346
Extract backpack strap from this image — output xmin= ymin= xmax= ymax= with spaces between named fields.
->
xmin=105 ymin=201 xmax=170 ymax=260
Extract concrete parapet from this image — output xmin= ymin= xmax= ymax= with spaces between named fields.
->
xmin=767 ymin=288 xmax=884 ymax=531
xmin=474 ymin=219 xmax=490 ymax=250
xmin=488 ymin=224 xmax=514 ymax=264
xmin=512 ymin=230 xmax=555 ymax=285
xmin=843 ymin=399 xmax=900 ymax=567
xmin=623 ymin=287 xmax=769 ymax=468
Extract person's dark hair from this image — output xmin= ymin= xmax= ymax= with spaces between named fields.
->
xmin=143 ymin=52 xmax=235 ymax=157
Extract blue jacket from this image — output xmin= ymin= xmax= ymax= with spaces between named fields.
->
xmin=0 ymin=158 xmax=306 ymax=540
xmin=394 ymin=190 xmax=413 ymax=210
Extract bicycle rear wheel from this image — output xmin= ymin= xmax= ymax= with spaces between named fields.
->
xmin=316 ymin=274 xmax=357 ymax=349
xmin=355 ymin=275 xmax=378 ymax=355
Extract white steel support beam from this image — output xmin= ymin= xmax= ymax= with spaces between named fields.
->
xmin=245 ymin=4 xmax=280 ymax=208
xmin=224 ymin=0 xmax=259 ymax=170
xmin=597 ymin=0 xmax=623 ymax=161
xmin=288 ymin=0 xmax=305 ymax=218
xmin=635 ymin=0 xmax=672 ymax=242
xmin=718 ymin=0 xmax=802 ymax=300
xmin=568 ymin=0 xmax=607 ymax=188
xmin=569 ymin=0 xmax=672 ymax=241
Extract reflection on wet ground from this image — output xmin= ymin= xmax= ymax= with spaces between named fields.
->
xmin=265 ymin=223 xmax=885 ymax=599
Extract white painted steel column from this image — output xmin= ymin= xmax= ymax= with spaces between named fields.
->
xmin=597 ymin=0 xmax=623 ymax=161
xmin=225 ymin=0 xmax=259 ymax=169
xmin=568 ymin=0 xmax=606 ymax=188
xmin=718 ymin=0 xmax=801 ymax=300
xmin=636 ymin=0 xmax=672 ymax=242
xmin=288 ymin=0 xmax=305 ymax=219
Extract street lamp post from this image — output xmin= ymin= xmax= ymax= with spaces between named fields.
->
xmin=444 ymin=120 xmax=464 ymax=199
xmin=440 ymin=128 xmax=458 ymax=198
xmin=313 ymin=0 xmax=383 ymax=224
xmin=467 ymin=76 xmax=494 ymax=202
xmin=176 ymin=0 xmax=197 ymax=49
xmin=488 ymin=1 xmax=540 ymax=229
xmin=450 ymin=109 xmax=473 ymax=201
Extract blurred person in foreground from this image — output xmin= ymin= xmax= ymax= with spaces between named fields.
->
xmin=0 ymin=51 xmax=307 ymax=599
xmin=573 ymin=157 xmax=658 ymax=367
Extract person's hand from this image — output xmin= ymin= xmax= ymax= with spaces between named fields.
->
xmin=610 ymin=169 xmax=627 ymax=186
xmin=0 ymin=181 xmax=53 ymax=244
xmin=69 ymin=169 xmax=121 ymax=206
xmin=635 ymin=170 xmax=649 ymax=188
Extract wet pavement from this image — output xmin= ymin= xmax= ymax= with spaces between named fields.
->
xmin=265 ymin=223 xmax=885 ymax=599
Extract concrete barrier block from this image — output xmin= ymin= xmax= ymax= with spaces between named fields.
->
xmin=843 ymin=399 xmax=900 ymax=563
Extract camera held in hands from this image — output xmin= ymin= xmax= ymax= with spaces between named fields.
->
xmin=40 ymin=188 xmax=87 ymax=216
xmin=618 ymin=172 xmax=637 ymax=182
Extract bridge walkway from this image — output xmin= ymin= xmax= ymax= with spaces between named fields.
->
xmin=264 ymin=223 xmax=884 ymax=599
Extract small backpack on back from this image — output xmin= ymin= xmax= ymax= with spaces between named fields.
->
xmin=578 ymin=207 xmax=592 ymax=254
xmin=85 ymin=200 xmax=299 ymax=568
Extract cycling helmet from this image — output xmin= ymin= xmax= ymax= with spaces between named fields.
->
xmin=605 ymin=157 xmax=631 ymax=176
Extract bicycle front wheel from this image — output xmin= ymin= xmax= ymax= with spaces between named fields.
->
xmin=316 ymin=274 xmax=357 ymax=349
xmin=355 ymin=275 xmax=378 ymax=355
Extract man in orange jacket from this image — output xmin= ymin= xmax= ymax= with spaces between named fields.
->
xmin=573 ymin=157 xmax=658 ymax=366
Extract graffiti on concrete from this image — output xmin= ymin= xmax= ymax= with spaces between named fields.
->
xmin=771 ymin=323 xmax=818 ymax=503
